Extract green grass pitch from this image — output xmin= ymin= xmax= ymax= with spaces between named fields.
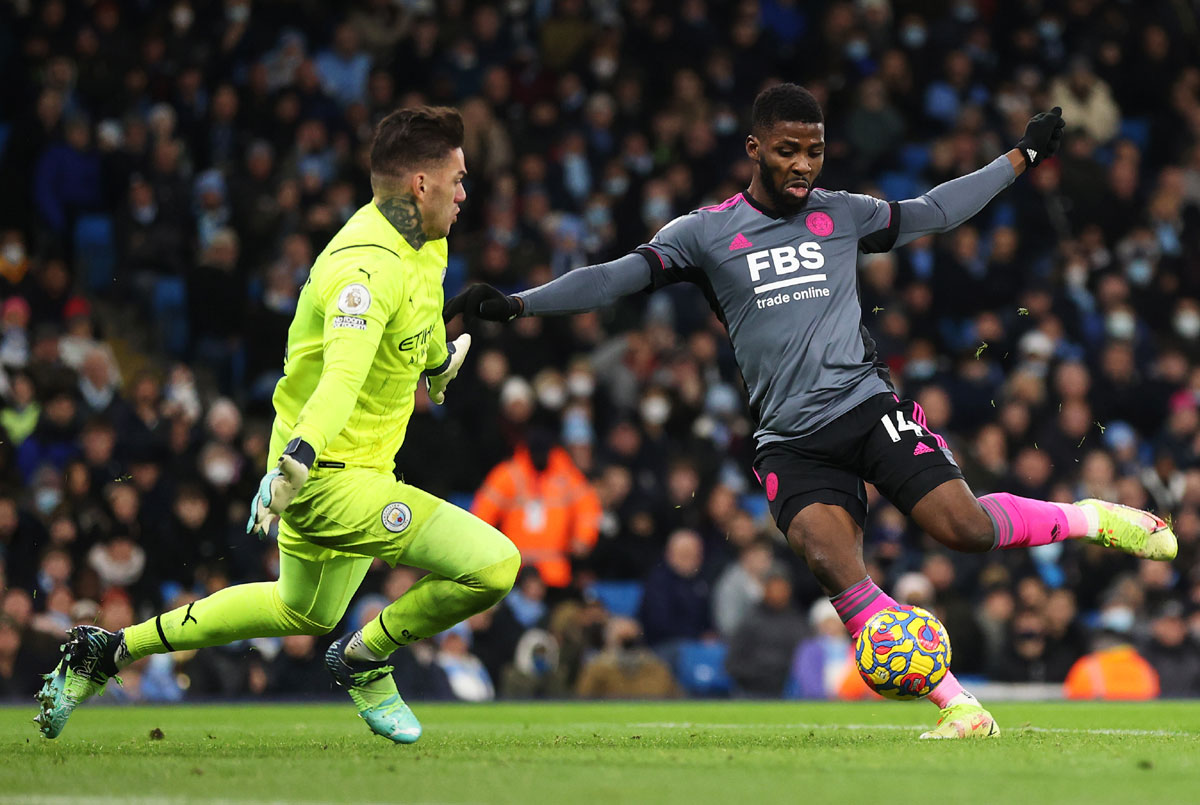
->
xmin=3 ymin=700 xmax=1199 ymax=804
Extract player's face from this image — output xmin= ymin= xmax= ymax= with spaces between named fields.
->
xmin=421 ymin=147 xmax=468 ymax=238
xmin=747 ymin=121 xmax=825 ymax=213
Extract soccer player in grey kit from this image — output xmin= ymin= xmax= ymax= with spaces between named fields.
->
xmin=446 ymin=84 xmax=1177 ymax=738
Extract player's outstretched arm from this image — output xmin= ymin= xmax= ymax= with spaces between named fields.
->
xmin=443 ymin=252 xmax=652 ymax=323
xmin=885 ymin=107 xmax=1065 ymax=250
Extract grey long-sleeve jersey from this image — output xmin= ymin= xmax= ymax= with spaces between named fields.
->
xmin=517 ymin=155 xmax=1017 ymax=446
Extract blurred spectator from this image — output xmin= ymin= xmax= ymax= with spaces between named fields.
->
xmin=266 ymin=634 xmax=333 ymax=695
xmin=0 ymin=616 xmax=36 ymax=699
xmin=727 ymin=564 xmax=808 ymax=697
xmin=712 ymin=538 xmax=772 ymax=638
xmin=1064 ymin=604 xmax=1161 ymax=700
xmin=435 ymin=623 xmax=495 ymax=702
xmin=1142 ymin=602 xmax=1200 ymax=696
xmin=575 ymin=616 xmax=680 ymax=699
xmin=472 ymin=428 xmax=601 ymax=589
xmin=992 ymin=608 xmax=1077 ymax=683
xmin=786 ymin=599 xmax=872 ymax=701
xmin=34 ymin=114 xmax=102 ymax=238
xmin=639 ymin=529 xmax=713 ymax=649
xmin=2 ymin=372 xmax=41 ymax=447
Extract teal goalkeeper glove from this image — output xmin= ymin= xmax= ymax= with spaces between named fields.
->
xmin=246 ymin=437 xmax=314 ymax=539
xmin=426 ymin=334 xmax=471 ymax=404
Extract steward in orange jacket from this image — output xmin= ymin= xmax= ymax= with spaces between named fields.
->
xmin=472 ymin=431 xmax=601 ymax=588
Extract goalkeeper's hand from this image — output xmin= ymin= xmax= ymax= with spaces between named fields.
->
xmin=443 ymin=283 xmax=523 ymax=324
xmin=246 ymin=438 xmax=314 ymax=539
xmin=1015 ymin=106 xmax=1065 ymax=168
xmin=427 ymin=334 xmax=471 ymax=404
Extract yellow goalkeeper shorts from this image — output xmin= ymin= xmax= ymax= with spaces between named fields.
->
xmin=275 ymin=467 xmax=511 ymax=573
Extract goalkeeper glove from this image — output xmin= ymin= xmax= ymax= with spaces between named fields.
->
xmin=1015 ymin=106 xmax=1065 ymax=168
xmin=246 ymin=437 xmax=314 ymax=539
xmin=426 ymin=333 xmax=471 ymax=404
xmin=443 ymin=283 xmax=523 ymax=323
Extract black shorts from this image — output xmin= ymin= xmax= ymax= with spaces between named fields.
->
xmin=753 ymin=392 xmax=963 ymax=532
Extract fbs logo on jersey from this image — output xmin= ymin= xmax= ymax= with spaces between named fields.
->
xmin=382 ymin=502 xmax=413 ymax=533
xmin=746 ymin=243 xmax=826 ymax=294
xmin=338 ymin=283 xmax=371 ymax=315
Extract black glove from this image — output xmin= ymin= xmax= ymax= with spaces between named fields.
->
xmin=443 ymin=283 xmax=523 ymax=323
xmin=1015 ymin=106 xmax=1065 ymax=168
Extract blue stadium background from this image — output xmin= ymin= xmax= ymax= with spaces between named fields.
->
xmin=0 ymin=0 xmax=1198 ymax=702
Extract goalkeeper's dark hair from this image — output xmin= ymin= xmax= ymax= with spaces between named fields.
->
xmin=370 ymin=106 xmax=464 ymax=181
xmin=751 ymin=83 xmax=823 ymax=136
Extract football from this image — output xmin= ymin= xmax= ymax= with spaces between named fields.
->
xmin=854 ymin=606 xmax=952 ymax=700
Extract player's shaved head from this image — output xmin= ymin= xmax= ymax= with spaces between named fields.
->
xmin=751 ymin=83 xmax=823 ymax=137
xmin=370 ymin=106 xmax=464 ymax=185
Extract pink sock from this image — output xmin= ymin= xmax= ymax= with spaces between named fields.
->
xmin=978 ymin=492 xmax=1090 ymax=549
xmin=832 ymin=577 xmax=969 ymax=709
xmin=830 ymin=577 xmax=898 ymax=640
xmin=928 ymin=670 xmax=966 ymax=708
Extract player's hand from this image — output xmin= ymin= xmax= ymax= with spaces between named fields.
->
xmin=426 ymin=333 xmax=471 ymax=405
xmin=246 ymin=438 xmax=314 ymax=539
xmin=1015 ymin=106 xmax=1065 ymax=168
xmin=443 ymin=283 xmax=522 ymax=323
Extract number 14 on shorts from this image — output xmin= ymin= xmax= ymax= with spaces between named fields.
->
xmin=880 ymin=410 xmax=924 ymax=442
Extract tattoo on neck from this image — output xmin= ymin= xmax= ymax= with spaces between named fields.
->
xmin=376 ymin=194 xmax=426 ymax=250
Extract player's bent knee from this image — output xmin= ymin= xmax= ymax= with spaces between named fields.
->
xmin=477 ymin=550 xmax=521 ymax=603
xmin=272 ymin=583 xmax=338 ymax=635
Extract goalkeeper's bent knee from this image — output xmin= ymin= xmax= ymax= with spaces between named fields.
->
xmin=273 ymin=583 xmax=341 ymax=635
xmin=470 ymin=549 xmax=520 ymax=606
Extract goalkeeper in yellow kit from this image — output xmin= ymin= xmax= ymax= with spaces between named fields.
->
xmin=35 ymin=107 xmax=520 ymax=744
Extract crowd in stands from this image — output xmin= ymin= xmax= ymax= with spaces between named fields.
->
xmin=2 ymin=0 xmax=1200 ymax=704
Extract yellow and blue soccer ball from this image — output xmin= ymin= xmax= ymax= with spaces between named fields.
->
xmin=854 ymin=605 xmax=951 ymax=700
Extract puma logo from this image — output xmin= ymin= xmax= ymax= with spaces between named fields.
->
xmin=357 ymin=267 xmax=373 ymax=281
xmin=182 ymin=602 xmax=198 ymax=626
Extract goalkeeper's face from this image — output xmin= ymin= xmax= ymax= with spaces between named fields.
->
xmin=420 ymin=147 xmax=468 ymax=238
xmin=747 ymin=121 xmax=825 ymax=214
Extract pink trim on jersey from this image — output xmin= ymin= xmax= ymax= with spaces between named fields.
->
xmin=912 ymin=401 xmax=949 ymax=449
xmin=698 ymin=192 xmax=746 ymax=212
xmin=644 ymin=246 xmax=666 ymax=270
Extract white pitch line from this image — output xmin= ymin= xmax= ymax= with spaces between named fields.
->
xmin=626 ymin=721 xmax=1195 ymax=738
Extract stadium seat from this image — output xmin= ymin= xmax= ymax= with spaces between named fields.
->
xmin=151 ymin=277 xmax=189 ymax=357
xmin=73 ymin=214 xmax=116 ymax=292
xmin=739 ymin=493 xmax=769 ymax=522
xmin=0 ymin=123 xmax=10 ymax=162
xmin=447 ymin=492 xmax=474 ymax=512
xmin=588 ymin=580 xmax=643 ymax=618
xmin=877 ymin=171 xmax=920 ymax=202
xmin=898 ymin=143 xmax=931 ymax=175
xmin=445 ymin=254 xmax=468 ymax=297
xmin=1116 ymin=117 xmax=1150 ymax=150
xmin=674 ymin=640 xmax=732 ymax=697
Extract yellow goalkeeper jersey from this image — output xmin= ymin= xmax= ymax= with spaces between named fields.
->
xmin=268 ymin=202 xmax=450 ymax=473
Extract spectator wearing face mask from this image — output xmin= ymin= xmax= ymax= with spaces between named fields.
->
xmin=472 ymin=427 xmax=601 ymax=589
xmin=1064 ymin=603 xmax=1160 ymax=700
